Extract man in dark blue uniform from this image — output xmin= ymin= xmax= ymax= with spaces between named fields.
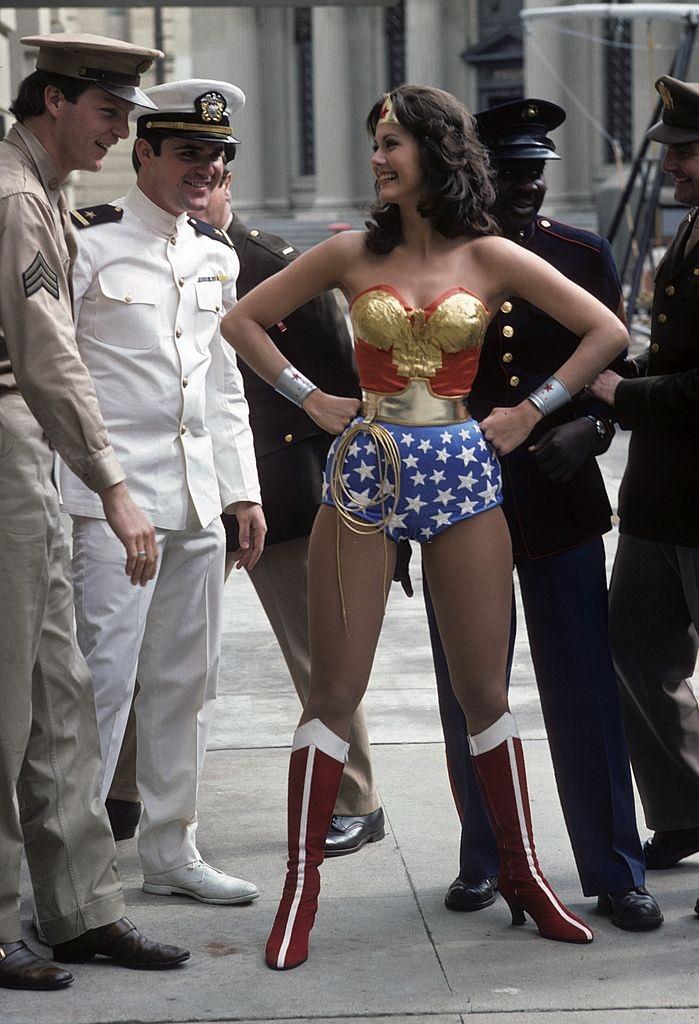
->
xmin=424 ymin=99 xmax=662 ymax=931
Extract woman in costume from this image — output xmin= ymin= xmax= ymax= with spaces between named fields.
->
xmin=221 ymin=85 xmax=628 ymax=969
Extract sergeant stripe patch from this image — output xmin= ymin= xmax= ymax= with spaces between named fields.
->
xmin=22 ymin=251 xmax=59 ymax=300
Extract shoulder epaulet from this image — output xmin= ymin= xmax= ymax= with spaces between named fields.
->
xmin=70 ymin=204 xmax=124 ymax=229
xmin=246 ymin=227 xmax=299 ymax=261
xmin=536 ymin=217 xmax=604 ymax=254
xmin=188 ymin=216 xmax=235 ymax=249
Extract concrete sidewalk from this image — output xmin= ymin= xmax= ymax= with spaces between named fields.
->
xmin=5 ymin=432 xmax=699 ymax=1024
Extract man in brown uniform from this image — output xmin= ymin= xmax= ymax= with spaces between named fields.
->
xmin=592 ymin=75 xmax=699 ymax=881
xmin=0 ymin=33 xmax=188 ymax=990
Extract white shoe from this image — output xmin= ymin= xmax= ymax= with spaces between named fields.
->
xmin=142 ymin=860 xmax=260 ymax=905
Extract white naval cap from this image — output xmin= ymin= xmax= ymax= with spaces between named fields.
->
xmin=21 ymin=33 xmax=163 ymax=109
xmin=133 ymin=79 xmax=245 ymax=149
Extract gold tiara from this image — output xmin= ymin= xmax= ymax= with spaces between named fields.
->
xmin=377 ymin=93 xmax=401 ymax=126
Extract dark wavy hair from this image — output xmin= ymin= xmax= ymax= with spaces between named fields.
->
xmin=365 ymin=85 xmax=500 ymax=254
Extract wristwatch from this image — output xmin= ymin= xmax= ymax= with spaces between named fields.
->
xmin=585 ymin=414 xmax=608 ymax=440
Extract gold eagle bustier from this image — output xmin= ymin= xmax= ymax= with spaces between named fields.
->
xmin=350 ymin=287 xmax=489 ymax=379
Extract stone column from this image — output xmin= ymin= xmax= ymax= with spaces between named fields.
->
xmin=405 ymin=0 xmax=443 ymax=86
xmin=311 ymin=6 xmax=355 ymax=210
xmin=191 ymin=7 xmax=263 ymax=211
xmin=257 ymin=6 xmax=293 ymax=213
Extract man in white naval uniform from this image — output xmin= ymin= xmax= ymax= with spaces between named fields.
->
xmin=59 ymin=80 xmax=265 ymax=905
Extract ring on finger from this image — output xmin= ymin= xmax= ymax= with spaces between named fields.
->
xmin=136 ymin=551 xmax=147 ymax=559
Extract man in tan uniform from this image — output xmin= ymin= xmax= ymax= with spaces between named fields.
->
xmin=0 ymin=33 xmax=188 ymax=991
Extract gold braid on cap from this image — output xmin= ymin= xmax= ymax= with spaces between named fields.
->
xmin=377 ymin=93 xmax=401 ymax=127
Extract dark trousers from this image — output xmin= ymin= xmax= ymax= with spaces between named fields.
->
xmin=610 ymin=534 xmax=699 ymax=831
xmin=425 ymin=537 xmax=645 ymax=897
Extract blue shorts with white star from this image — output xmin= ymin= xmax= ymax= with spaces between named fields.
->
xmin=321 ymin=417 xmax=503 ymax=543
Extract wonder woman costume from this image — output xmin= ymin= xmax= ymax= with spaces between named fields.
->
xmin=321 ymin=283 xmax=502 ymax=541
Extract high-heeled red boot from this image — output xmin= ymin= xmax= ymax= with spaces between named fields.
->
xmin=265 ymin=719 xmax=349 ymax=970
xmin=469 ymin=712 xmax=593 ymax=944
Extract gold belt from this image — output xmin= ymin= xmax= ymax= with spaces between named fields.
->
xmin=361 ymin=379 xmax=469 ymax=426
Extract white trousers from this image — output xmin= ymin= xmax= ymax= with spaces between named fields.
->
xmin=71 ymin=514 xmax=225 ymax=875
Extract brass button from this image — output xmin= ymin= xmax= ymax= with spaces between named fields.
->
xmin=500 ymin=301 xmax=513 ymax=314
xmin=215 ymin=305 xmax=221 ymax=312
xmin=182 ymin=378 xmax=189 ymax=388
xmin=175 ymin=327 xmax=183 ymax=338
xmin=665 ymin=284 xmax=675 ymax=296
xmin=169 ymin=236 xmax=177 ymax=245
xmin=503 ymin=325 xmax=514 ymax=338
xmin=180 ymin=425 xmax=187 ymax=435
xmin=502 ymin=352 xmax=513 ymax=363
xmin=657 ymin=313 xmax=667 ymax=324
xmin=284 ymin=433 xmax=293 ymax=444
xmin=540 ymin=219 xmax=551 ymax=228
xmin=650 ymin=342 xmax=659 ymax=353
xmin=178 ymin=276 xmax=185 ymax=287
xmin=509 ymin=375 xmax=520 ymax=387
xmin=250 ymin=229 xmax=260 ymax=237
xmin=124 ymin=294 xmax=133 ymax=303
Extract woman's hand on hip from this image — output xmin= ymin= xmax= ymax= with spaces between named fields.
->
xmin=480 ymin=401 xmax=542 ymax=457
xmin=302 ymin=391 xmax=361 ymax=434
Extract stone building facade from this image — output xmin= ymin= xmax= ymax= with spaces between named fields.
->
xmin=1 ymin=2 xmax=698 ymax=216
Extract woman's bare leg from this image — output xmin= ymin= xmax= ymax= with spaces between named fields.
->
xmin=300 ymin=504 xmax=397 ymax=735
xmin=422 ymin=507 xmax=512 ymax=733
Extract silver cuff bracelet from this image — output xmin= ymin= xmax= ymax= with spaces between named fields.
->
xmin=273 ymin=364 xmax=317 ymax=407
xmin=527 ymin=375 xmax=571 ymax=417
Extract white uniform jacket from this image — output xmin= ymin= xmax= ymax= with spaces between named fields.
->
xmin=59 ymin=184 xmax=260 ymax=530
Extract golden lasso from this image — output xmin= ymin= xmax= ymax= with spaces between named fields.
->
xmin=328 ymin=418 xmax=403 ymax=634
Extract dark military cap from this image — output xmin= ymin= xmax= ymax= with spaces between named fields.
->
xmin=646 ymin=75 xmax=699 ymax=145
xmin=475 ymin=98 xmax=566 ymax=161
xmin=21 ymin=33 xmax=163 ymax=109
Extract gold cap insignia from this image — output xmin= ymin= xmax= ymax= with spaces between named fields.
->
xmin=522 ymin=104 xmax=539 ymax=120
xmin=197 ymin=91 xmax=226 ymax=124
xmin=657 ymin=80 xmax=674 ymax=110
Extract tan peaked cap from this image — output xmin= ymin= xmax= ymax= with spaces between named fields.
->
xmin=21 ymin=33 xmax=164 ymax=109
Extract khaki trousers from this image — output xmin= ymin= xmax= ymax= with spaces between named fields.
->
xmin=0 ymin=394 xmax=125 ymax=944
xmin=110 ymin=534 xmax=380 ymax=816
xmin=610 ymin=533 xmax=699 ymax=830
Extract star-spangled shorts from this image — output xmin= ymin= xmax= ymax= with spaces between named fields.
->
xmin=321 ymin=417 xmax=503 ymax=543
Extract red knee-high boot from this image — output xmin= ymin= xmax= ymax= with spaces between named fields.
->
xmin=265 ymin=719 xmax=349 ymax=970
xmin=469 ymin=712 xmax=593 ymax=944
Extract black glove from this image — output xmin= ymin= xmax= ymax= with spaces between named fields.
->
xmin=392 ymin=539 xmax=414 ymax=597
xmin=529 ymin=418 xmax=599 ymax=483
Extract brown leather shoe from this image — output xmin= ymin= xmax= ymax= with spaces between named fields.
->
xmin=0 ymin=941 xmax=73 ymax=990
xmin=52 ymin=918 xmax=189 ymax=969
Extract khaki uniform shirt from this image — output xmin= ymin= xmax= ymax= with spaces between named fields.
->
xmin=0 ymin=123 xmax=123 ymax=491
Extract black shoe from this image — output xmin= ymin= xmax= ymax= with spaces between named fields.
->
xmin=444 ymin=875 xmax=498 ymax=912
xmin=53 ymin=917 xmax=190 ymax=969
xmin=643 ymin=828 xmax=699 ymax=870
xmin=597 ymin=886 xmax=663 ymax=931
xmin=105 ymin=798 xmax=142 ymax=841
xmin=324 ymin=808 xmax=386 ymax=857
xmin=694 ymin=897 xmax=699 ymax=916
xmin=0 ymin=941 xmax=73 ymax=990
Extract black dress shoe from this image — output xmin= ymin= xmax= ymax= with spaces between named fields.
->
xmin=694 ymin=896 xmax=699 ymax=916
xmin=597 ymin=887 xmax=663 ymax=931
xmin=324 ymin=808 xmax=386 ymax=857
xmin=643 ymin=828 xmax=699 ymax=870
xmin=53 ymin=917 xmax=190 ymax=969
xmin=444 ymin=875 xmax=498 ymax=912
xmin=0 ymin=941 xmax=73 ymax=990
xmin=105 ymin=798 xmax=142 ymax=841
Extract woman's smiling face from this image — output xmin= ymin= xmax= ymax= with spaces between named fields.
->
xmin=371 ymin=122 xmax=423 ymax=205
